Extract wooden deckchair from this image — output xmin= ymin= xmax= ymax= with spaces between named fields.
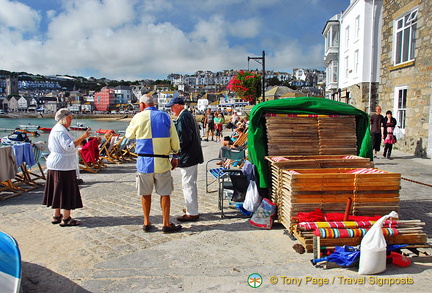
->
xmin=12 ymin=143 xmax=41 ymax=192
xmin=232 ymin=129 xmax=248 ymax=148
xmin=20 ymin=144 xmax=46 ymax=185
xmin=99 ymin=134 xmax=121 ymax=164
xmin=78 ymin=138 xmax=107 ymax=173
xmin=78 ymin=149 xmax=105 ymax=173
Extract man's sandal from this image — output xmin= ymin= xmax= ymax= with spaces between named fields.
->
xmin=51 ymin=214 xmax=63 ymax=225
xmin=59 ymin=217 xmax=81 ymax=227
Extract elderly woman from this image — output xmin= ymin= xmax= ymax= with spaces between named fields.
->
xmin=42 ymin=108 xmax=90 ymax=226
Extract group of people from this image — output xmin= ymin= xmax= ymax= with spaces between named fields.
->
xmin=370 ymin=106 xmax=398 ymax=159
xmin=43 ymin=94 xmax=204 ymax=233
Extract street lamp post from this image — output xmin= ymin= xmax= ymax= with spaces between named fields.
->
xmin=248 ymin=50 xmax=266 ymax=102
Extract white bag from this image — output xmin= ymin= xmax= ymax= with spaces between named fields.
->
xmin=393 ymin=126 xmax=404 ymax=140
xmin=358 ymin=211 xmax=398 ymax=275
xmin=243 ymin=180 xmax=262 ymax=212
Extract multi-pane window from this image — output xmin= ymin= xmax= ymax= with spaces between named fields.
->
xmin=332 ymin=60 xmax=338 ymax=83
xmin=394 ymin=9 xmax=417 ymax=65
xmin=345 ymin=56 xmax=349 ymax=78
xmin=354 ymin=50 xmax=359 ymax=75
xmin=355 ymin=16 xmax=360 ymax=40
xmin=345 ymin=26 xmax=350 ymax=47
xmin=395 ymin=87 xmax=407 ymax=129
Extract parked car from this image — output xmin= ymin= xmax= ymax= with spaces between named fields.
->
xmin=0 ymin=110 xmax=5 ymax=114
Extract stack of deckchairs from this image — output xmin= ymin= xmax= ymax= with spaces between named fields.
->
xmin=265 ymin=114 xmax=357 ymax=156
xmin=277 ymin=168 xmax=401 ymax=231
xmin=265 ymin=155 xmax=373 ymax=204
xmin=294 ymin=219 xmax=428 ymax=255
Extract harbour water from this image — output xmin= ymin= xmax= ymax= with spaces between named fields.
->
xmin=0 ymin=117 xmax=131 ymax=144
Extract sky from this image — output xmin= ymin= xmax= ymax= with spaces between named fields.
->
xmin=0 ymin=0 xmax=350 ymax=81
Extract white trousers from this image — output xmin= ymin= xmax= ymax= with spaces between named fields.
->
xmin=179 ymin=164 xmax=199 ymax=215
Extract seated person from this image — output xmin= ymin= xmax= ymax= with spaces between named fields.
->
xmin=222 ymin=127 xmax=245 ymax=147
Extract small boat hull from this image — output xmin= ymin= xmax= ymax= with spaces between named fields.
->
xmin=18 ymin=124 xmax=40 ymax=131
xmin=39 ymin=127 xmax=52 ymax=132
xmin=0 ymin=232 xmax=22 ymax=293
xmin=70 ymin=126 xmax=90 ymax=131
xmin=96 ymin=129 xmax=115 ymax=135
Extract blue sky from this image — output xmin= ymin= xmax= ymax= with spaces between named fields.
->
xmin=0 ymin=0 xmax=349 ymax=80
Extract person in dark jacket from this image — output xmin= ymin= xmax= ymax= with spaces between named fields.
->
xmin=167 ymin=97 xmax=204 ymax=222
xmin=382 ymin=110 xmax=397 ymax=159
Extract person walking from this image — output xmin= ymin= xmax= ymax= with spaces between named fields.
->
xmin=214 ymin=113 xmax=224 ymax=142
xmin=382 ymin=110 xmax=397 ymax=159
xmin=125 ymin=94 xmax=182 ymax=233
xmin=166 ymin=97 xmax=204 ymax=222
xmin=203 ymin=108 xmax=215 ymax=141
xmin=370 ymin=106 xmax=384 ymax=158
xmin=42 ymin=108 xmax=91 ymax=226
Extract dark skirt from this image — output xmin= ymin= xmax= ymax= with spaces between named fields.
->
xmin=42 ymin=170 xmax=83 ymax=210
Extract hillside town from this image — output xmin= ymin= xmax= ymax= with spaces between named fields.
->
xmin=0 ymin=68 xmax=324 ymax=116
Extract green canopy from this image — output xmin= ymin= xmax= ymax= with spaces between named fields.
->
xmin=248 ymin=97 xmax=373 ymax=188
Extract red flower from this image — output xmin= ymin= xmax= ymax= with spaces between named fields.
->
xmin=227 ymin=70 xmax=261 ymax=104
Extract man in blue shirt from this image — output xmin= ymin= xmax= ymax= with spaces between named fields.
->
xmin=125 ymin=94 xmax=182 ymax=233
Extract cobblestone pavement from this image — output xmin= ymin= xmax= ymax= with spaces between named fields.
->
xmin=1 ymin=140 xmax=432 ymax=292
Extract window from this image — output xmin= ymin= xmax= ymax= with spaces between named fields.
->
xmin=394 ymin=9 xmax=417 ymax=65
xmin=394 ymin=86 xmax=407 ymax=129
xmin=354 ymin=50 xmax=359 ymax=75
xmin=345 ymin=26 xmax=350 ymax=47
xmin=355 ymin=16 xmax=360 ymax=40
xmin=345 ymin=56 xmax=349 ymax=78
xmin=332 ymin=60 xmax=338 ymax=83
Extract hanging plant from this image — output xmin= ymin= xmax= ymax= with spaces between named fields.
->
xmin=227 ymin=70 xmax=261 ymax=104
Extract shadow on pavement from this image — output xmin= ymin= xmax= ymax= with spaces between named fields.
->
xmin=22 ymin=262 xmax=91 ymax=293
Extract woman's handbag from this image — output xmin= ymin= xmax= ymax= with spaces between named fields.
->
xmin=225 ymin=122 xmax=234 ymax=129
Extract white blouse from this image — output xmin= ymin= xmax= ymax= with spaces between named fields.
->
xmin=46 ymin=123 xmax=77 ymax=171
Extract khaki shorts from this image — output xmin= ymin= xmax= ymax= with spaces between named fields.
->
xmin=136 ymin=171 xmax=173 ymax=196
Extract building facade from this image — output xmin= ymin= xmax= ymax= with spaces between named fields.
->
xmin=93 ymin=88 xmax=116 ymax=112
xmin=378 ymin=0 xmax=432 ymax=156
xmin=323 ymin=0 xmax=383 ymax=112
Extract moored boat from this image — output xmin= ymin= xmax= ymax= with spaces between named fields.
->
xmin=18 ymin=123 xmax=40 ymax=131
xmin=39 ymin=127 xmax=52 ymax=132
xmin=14 ymin=128 xmax=40 ymax=137
xmin=0 ymin=232 xmax=22 ymax=293
xmin=70 ymin=123 xmax=90 ymax=131
xmin=1 ymin=131 xmax=31 ymax=145
xmin=96 ymin=129 xmax=116 ymax=135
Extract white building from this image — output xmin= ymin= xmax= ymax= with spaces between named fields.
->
xmin=324 ymin=0 xmax=383 ymax=112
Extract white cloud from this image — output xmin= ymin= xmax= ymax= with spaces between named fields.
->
xmin=0 ymin=0 xmax=40 ymax=31
xmin=0 ymin=0 xmax=340 ymax=80
xmin=228 ymin=18 xmax=261 ymax=39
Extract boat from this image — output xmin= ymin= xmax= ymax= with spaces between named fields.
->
xmin=70 ymin=123 xmax=91 ymax=131
xmin=38 ymin=127 xmax=52 ymax=132
xmin=1 ymin=131 xmax=31 ymax=145
xmin=18 ymin=123 xmax=40 ymax=131
xmin=14 ymin=128 xmax=40 ymax=137
xmin=96 ymin=129 xmax=116 ymax=135
xmin=0 ymin=232 xmax=22 ymax=293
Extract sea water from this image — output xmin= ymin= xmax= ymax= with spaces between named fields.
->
xmin=0 ymin=117 xmax=131 ymax=144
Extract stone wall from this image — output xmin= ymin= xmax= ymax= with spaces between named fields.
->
xmin=378 ymin=0 xmax=432 ymax=157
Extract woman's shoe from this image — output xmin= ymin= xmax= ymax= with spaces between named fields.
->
xmin=59 ymin=217 xmax=81 ymax=227
xmin=51 ymin=214 xmax=63 ymax=224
